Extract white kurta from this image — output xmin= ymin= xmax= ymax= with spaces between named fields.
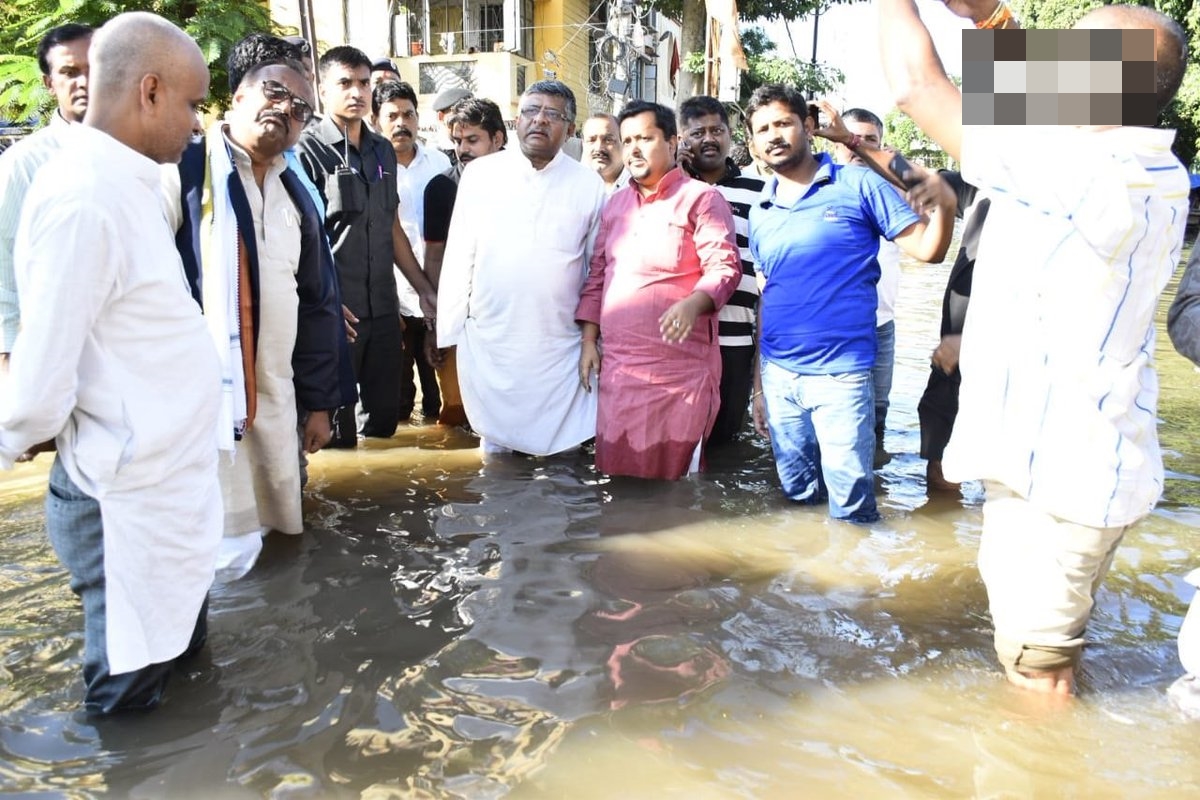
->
xmin=437 ymin=148 xmax=605 ymax=455
xmin=395 ymin=142 xmax=451 ymax=316
xmin=0 ymin=125 xmax=222 ymax=675
xmin=205 ymin=131 xmax=305 ymax=540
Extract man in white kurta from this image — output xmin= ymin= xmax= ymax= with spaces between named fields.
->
xmin=437 ymin=81 xmax=605 ymax=455
xmin=0 ymin=23 xmax=92 ymax=363
xmin=0 ymin=12 xmax=220 ymax=715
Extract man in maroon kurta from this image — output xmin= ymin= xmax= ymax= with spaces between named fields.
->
xmin=576 ymin=101 xmax=740 ymax=479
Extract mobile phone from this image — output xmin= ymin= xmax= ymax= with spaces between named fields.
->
xmin=888 ymin=152 xmax=922 ymax=190
xmin=677 ymin=139 xmax=701 ymax=178
xmin=807 ymin=103 xmax=825 ymax=128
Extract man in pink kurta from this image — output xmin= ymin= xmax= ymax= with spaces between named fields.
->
xmin=576 ymin=101 xmax=740 ymax=480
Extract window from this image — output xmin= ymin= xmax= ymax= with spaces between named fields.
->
xmin=478 ymin=4 xmax=503 ymax=52
xmin=392 ymin=0 xmax=533 ymax=60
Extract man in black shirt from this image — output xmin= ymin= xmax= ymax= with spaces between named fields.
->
xmin=296 ymin=45 xmax=434 ymax=444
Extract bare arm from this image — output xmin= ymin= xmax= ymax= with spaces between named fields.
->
xmin=424 ymin=240 xmax=446 ymax=291
xmin=879 ymin=0 xmax=967 ymax=163
xmin=812 ymin=100 xmax=909 ymax=193
xmin=890 ymin=204 xmax=954 ymax=264
xmin=891 ymin=161 xmax=958 ymax=263
xmin=392 ymin=216 xmax=437 ymax=318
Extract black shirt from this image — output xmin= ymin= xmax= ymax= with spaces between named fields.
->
xmin=423 ymin=171 xmax=458 ymax=243
xmin=296 ymin=116 xmax=399 ymax=320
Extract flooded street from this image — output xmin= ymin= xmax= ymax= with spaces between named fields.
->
xmin=1 ymin=251 xmax=1198 ymax=797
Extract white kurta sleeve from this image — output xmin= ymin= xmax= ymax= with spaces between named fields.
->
xmin=0 ymin=191 xmax=117 ymax=467
xmin=436 ymin=167 xmax=481 ymax=348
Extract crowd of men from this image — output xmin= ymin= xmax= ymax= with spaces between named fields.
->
xmin=0 ymin=0 xmax=1195 ymax=715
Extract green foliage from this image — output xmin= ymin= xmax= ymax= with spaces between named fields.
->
xmin=682 ymin=24 xmax=844 ymax=110
xmin=885 ymin=108 xmax=950 ymax=170
xmin=0 ymin=0 xmax=275 ymax=124
xmin=650 ymin=0 xmax=857 ymax=26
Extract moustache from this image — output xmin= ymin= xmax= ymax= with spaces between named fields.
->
xmin=257 ymin=110 xmax=290 ymax=130
xmin=590 ymin=151 xmax=610 ymax=163
xmin=391 ymin=127 xmax=414 ymax=140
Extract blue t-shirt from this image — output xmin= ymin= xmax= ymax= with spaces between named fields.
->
xmin=749 ymin=154 xmax=919 ymax=374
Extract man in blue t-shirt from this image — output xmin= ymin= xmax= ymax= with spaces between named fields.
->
xmin=746 ymin=85 xmax=954 ymax=522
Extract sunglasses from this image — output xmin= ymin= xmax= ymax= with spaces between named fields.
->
xmin=260 ymin=79 xmax=314 ymax=125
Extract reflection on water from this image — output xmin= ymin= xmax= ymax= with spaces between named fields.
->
xmin=1 ymin=251 xmax=1198 ymax=797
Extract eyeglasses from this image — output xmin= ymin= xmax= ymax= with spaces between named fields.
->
xmin=685 ymin=125 xmax=728 ymax=141
xmin=260 ymin=79 xmax=314 ymax=125
xmin=518 ymin=105 xmax=569 ymax=124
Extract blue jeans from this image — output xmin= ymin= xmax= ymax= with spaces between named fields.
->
xmin=872 ymin=320 xmax=895 ymax=440
xmin=46 ymin=457 xmax=208 ymax=715
xmin=760 ymin=361 xmax=879 ymax=522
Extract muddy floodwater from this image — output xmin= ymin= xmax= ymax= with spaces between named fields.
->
xmin=1 ymin=250 xmax=1198 ymax=798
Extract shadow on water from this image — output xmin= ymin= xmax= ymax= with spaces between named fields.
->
xmin=1 ymin=248 xmax=1198 ymax=797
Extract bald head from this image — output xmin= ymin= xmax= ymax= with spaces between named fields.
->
xmin=86 ymin=12 xmax=209 ymax=163
xmin=90 ymin=12 xmax=203 ymax=97
xmin=1075 ymin=5 xmax=1188 ymax=113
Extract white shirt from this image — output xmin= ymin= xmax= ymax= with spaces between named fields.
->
xmin=875 ymin=238 xmax=901 ymax=327
xmin=0 ymin=111 xmax=73 ymax=352
xmin=944 ymin=125 xmax=1189 ymax=527
xmin=0 ymin=125 xmax=223 ymax=674
xmin=438 ymin=148 xmax=605 ymax=455
xmin=395 ymin=142 xmax=451 ymax=317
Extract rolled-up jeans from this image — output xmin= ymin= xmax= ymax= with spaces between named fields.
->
xmin=760 ymin=360 xmax=878 ymax=522
xmin=46 ymin=456 xmax=208 ymax=715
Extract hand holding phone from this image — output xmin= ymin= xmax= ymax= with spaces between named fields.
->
xmin=888 ymin=152 xmax=923 ymax=190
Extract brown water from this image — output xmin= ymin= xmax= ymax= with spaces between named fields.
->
xmin=1 ymin=252 xmax=1198 ymax=798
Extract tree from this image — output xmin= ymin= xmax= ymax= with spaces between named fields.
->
xmin=884 ymin=108 xmax=950 ymax=170
xmin=1 ymin=0 xmax=275 ymax=125
xmin=654 ymin=0 xmax=861 ymax=103
xmin=682 ymin=25 xmax=844 ymax=110
xmin=1010 ymin=0 xmax=1200 ymax=170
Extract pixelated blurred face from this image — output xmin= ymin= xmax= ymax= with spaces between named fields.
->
xmin=43 ymin=36 xmax=91 ymax=122
xmin=452 ymin=122 xmax=504 ymax=166
xmin=230 ymin=64 xmax=315 ymax=157
xmin=320 ymin=62 xmax=370 ymax=125
xmin=581 ymin=117 xmax=621 ymax=182
xmin=835 ymin=119 xmax=882 ymax=167
xmin=620 ymin=110 xmax=675 ymax=188
xmin=377 ymin=98 xmax=418 ymax=159
xmin=681 ymin=112 xmax=731 ymax=175
xmin=748 ymin=101 xmax=810 ymax=174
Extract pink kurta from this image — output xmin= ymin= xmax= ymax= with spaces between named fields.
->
xmin=576 ymin=168 xmax=740 ymax=479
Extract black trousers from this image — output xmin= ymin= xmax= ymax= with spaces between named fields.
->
xmin=917 ymin=366 xmax=961 ymax=461
xmin=708 ymin=344 xmax=756 ymax=449
xmin=399 ymin=315 xmax=441 ymax=419
xmin=331 ymin=313 xmax=404 ymax=444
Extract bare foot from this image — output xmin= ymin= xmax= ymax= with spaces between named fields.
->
xmin=926 ymin=459 xmax=961 ymax=493
xmin=1004 ymin=665 xmax=1075 ymax=696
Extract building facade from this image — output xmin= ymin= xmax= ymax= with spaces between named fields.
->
xmin=271 ymin=0 xmax=680 ymax=134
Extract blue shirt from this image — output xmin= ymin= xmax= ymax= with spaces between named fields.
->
xmin=750 ymin=154 xmax=919 ymax=374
